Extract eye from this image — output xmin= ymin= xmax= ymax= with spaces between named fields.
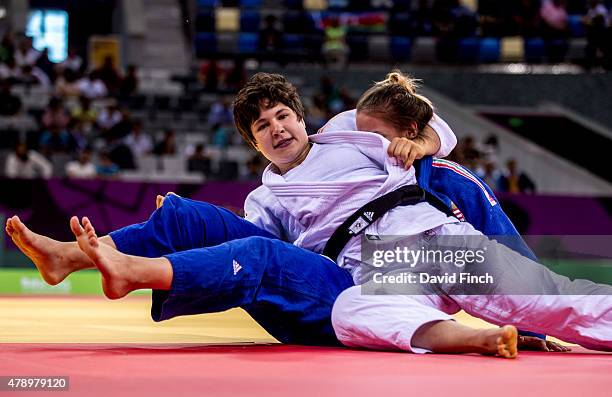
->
xmin=256 ymin=122 xmax=269 ymax=132
xmin=278 ymin=113 xmax=288 ymax=120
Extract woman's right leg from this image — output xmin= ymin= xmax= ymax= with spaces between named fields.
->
xmin=331 ymin=286 xmax=518 ymax=357
xmin=6 ymin=195 xmax=273 ymax=285
xmin=72 ymin=216 xmax=355 ymax=347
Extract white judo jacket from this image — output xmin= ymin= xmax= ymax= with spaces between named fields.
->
xmin=245 ymin=116 xmax=457 ymax=275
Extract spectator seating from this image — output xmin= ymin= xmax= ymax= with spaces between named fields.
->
xmin=240 ymin=10 xmax=261 ymax=32
xmin=390 ymin=36 xmax=412 ymax=62
xmin=238 ymin=33 xmax=259 ymax=54
xmin=216 ymin=8 xmax=240 ymax=32
xmin=479 ymin=38 xmax=501 ymax=63
xmin=524 ymin=37 xmax=546 ymax=63
xmin=567 ymin=14 xmax=586 ymax=37
xmin=500 ymin=37 xmax=524 ymax=62
xmin=195 ymin=32 xmax=217 ymax=57
xmin=189 ymin=0 xmax=595 ymax=65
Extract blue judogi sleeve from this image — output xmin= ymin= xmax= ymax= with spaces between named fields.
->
xmin=415 ymin=156 xmax=536 ymax=260
xmin=415 ymin=156 xmax=545 ymax=339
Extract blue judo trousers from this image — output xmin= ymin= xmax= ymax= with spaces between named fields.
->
xmin=109 ymin=196 xmax=354 ymax=346
xmin=109 ymin=156 xmax=543 ymax=345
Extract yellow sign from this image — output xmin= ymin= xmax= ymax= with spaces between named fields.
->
xmin=88 ymin=35 xmax=121 ymax=69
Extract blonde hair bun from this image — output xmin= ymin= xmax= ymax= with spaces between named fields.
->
xmin=381 ymin=71 xmax=419 ymax=94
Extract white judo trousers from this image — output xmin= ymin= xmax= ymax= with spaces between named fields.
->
xmin=331 ymin=222 xmax=612 ymax=353
xmin=245 ymin=129 xmax=612 ymax=352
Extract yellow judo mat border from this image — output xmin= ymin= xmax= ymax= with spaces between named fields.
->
xmin=0 ymin=296 xmax=574 ymax=346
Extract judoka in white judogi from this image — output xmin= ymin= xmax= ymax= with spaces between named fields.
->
xmin=245 ymin=127 xmax=612 ymax=353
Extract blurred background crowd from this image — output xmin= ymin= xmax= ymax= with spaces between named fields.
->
xmin=1 ymin=0 xmax=612 ymax=195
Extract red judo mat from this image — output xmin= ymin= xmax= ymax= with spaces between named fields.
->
xmin=1 ymin=343 xmax=611 ymax=397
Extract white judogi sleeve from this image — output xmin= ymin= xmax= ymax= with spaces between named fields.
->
xmin=244 ymin=185 xmax=289 ymax=240
xmin=319 ymin=109 xmax=457 ymax=158
xmin=428 ymin=114 xmax=456 ymax=158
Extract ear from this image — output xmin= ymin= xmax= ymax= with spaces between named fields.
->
xmin=403 ymin=121 xmax=419 ymax=139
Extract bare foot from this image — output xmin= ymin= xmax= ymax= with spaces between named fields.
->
xmin=156 ymin=192 xmax=177 ymax=209
xmin=480 ymin=325 xmax=518 ymax=359
xmin=5 ymin=215 xmax=93 ymax=285
xmin=70 ymin=216 xmax=133 ymax=299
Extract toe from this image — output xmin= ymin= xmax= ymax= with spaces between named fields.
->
xmin=70 ymin=216 xmax=84 ymax=237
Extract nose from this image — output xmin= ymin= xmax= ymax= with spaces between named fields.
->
xmin=269 ymin=118 xmax=283 ymax=135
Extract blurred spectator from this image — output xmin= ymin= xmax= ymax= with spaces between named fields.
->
xmin=35 ymin=48 xmax=55 ymax=82
xmin=96 ymin=151 xmax=120 ymax=177
xmin=14 ymin=36 xmax=40 ymax=67
xmin=39 ymin=124 xmax=75 ymax=156
xmin=433 ymin=0 xmax=478 ymax=62
xmin=97 ymin=103 xmax=123 ymax=132
xmin=0 ymin=79 xmax=22 ymax=116
xmin=67 ymin=119 xmax=88 ymax=151
xmin=225 ymin=59 xmax=247 ymax=92
xmin=338 ymin=88 xmax=357 ymax=112
xmin=107 ymin=136 xmax=136 ymax=170
xmin=540 ymin=0 xmax=570 ymax=61
xmin=42 ymin=97 xmax=70 ymax=131
xmin=212 ymin=123 xmax=231 ymax=149
xmin=207 ymin=97 xmax=233 ymax=126
xmin=124 ymin=119 xmax=153 ymax=157
xmin=513 ymin=0 xmax=542 ymax=37
xmin=0 ymin=58 xmax=20 ymax=82
xmin=246 ymin=153 xmax=267 ymax=179
xmin=5 ymin=143 xmax=52 ymax=179
xmin=476 ymin=160 xmax=502 ymax=190
xmin=540 ymin=0 xmax=569 ymax=36
xmin=154 ymin=129 xmax=177 ymax=155
xmin=584 ymin=0 xmax=610 ymax=69
xmin=65 ymin=148 xmax=97 ymax=179
xmin=451 ymin=135 xmax=482 ymax=169
xmin=187 ymin=143 xmax=211 ymax=176
xmin=478 ymin=0 xmax=514 ymax=37
xmin=498 ymin=158 xmax=537 ymax=193
xmin=481 ymin=134 xmax=500 ymax=164
xmin=306 ymin=95 xmax=328 ymax=132
xmin=77 ymin=70 xmax=108 ymax=99
xmin=413 ymin=0 xmax=435 ymax=35
xmin=60 ymin=47 xmax=83 ymax=73
xmin=71 ymin=96 xmax=98 ymax=133
xmin=322 ymin=16 xmax=349 ymax=67
xmin=20 ymin=64 xmax=51 ymax=88
xmin=94 ymin=55 xmax=122 ymax=96
xmin=119 ymin=64 xmax=139 ymax=97
xmin=0 ymin=31 xmax=15 ymax=63
xmin=105 ymin=108 xmax=133 ymax=142
xmin=450 ymin=0 xmax=479 ymax=37
xmin=55 ymin=68 xmax=82 ymax=98
xmin=319 ymin=76 xmax=342 ymax=115
xmin=259 ymin=15 xmax=283 ymax=53
xmin=198 ymin=59 xmax=222 ymax=92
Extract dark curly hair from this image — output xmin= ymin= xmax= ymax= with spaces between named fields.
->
xmin=233 ymin=73 xmax=305 ymax=148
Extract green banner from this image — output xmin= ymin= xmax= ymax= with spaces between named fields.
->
xmin=0 ymin=268 xmax=151 ymax=296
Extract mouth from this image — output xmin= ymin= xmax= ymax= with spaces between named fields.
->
xmin=273 ymin=138 xmax=294 ymax=149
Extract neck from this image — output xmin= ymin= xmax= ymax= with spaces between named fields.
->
xmin=277 ymin=143 xmax=312 ymax=175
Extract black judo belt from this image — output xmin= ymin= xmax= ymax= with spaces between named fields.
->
xmin=322 ymin=185 xmax=456 ymax=262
